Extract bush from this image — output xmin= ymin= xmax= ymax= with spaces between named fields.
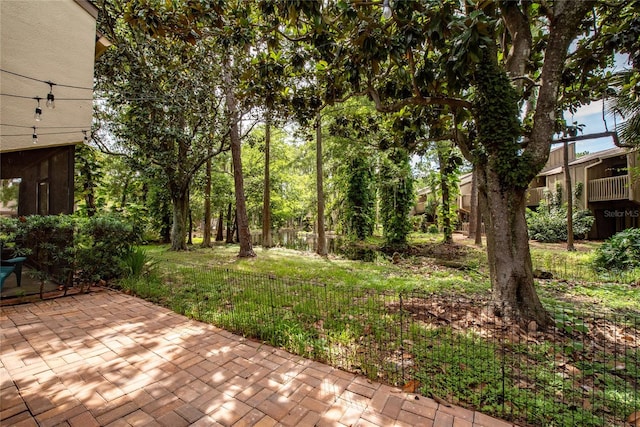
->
xmin=592 ymin=228 xmax=640 ymax=272
xmin=526 ymin=204 xmax=594 ymax=242
xmin=12 ymin=215 xmax=76 ymax=284
xmin=75 ymin=214 xmax=140 ymax=282
xmin=427 ymin=224 xmax=439 ymax=234
xmin=6 ymin=214 xmax=141 ymax=285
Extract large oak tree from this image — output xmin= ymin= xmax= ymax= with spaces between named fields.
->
xmin=266 ymin=0 xmax=624 ymax=326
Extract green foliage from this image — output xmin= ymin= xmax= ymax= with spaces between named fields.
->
xmin=74 ymin=143 xmax=103 ymax=217
xmin=0 ymin=216 xmax=23 ymax=255
xmin=123 ymin=247 xmax=158 ymax=278
xmin=592 ymin=228 xmax=640 ymax=272
xmin=12 ymin=215 xmax=76 ymax=285
xmin=473 ymin=53 xmax=532 ymax=188
xmin=526 ymin=203 xmax=594 ymax=243
xmin=4 ymin=214 xmax=141 ymax=285
xmin=345 ymin=156 xmax=376 ymax=240
xmin=241 ymin=125 xmax=314 ymax=230
xmin=0 ymin=179 xmax=19 ymax=211
xmin=379 ymin=148 xmax=414 ymax=248
xmin=75 ymin=214 xmax=140 ymax=282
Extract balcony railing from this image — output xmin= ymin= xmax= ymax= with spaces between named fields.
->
xmin=526 ymin=187 xmax=547 ymax=206
xmin=588 ymin=175 xmax=629 ymax=202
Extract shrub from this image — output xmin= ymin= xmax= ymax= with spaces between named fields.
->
xmin=592 ymin=228 xmax=640 ymax=272
xmin=427 ymin=224 xmax=439 ymax=234
xmin=13 ymin=215 xmax=76 ymax=284
xmin=6 ymin=214 xmax=141 ymax=286
xmin=526 ymin=203 xmax=594 ymax=243
xmin=75 ymin=214 xmax=140 ymax=282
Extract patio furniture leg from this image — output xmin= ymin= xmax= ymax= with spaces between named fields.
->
xmin=2 ymin=257 xmax=26 ymax=287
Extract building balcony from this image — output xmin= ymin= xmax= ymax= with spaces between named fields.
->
xmin=588 ymin=175 xmax=629 ymax=202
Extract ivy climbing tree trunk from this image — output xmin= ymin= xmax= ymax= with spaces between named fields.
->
xmin=437 ymin=146 xmax=453 ymax=244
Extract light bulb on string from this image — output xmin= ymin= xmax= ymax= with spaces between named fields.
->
xmin=46 ymin=81 xmax=56 ymax=108
xmin=34 ymin=97 xmax=43 ymax=121
xmin=382 ymin=0 xmax=392 ymax=19
xmin=32 ymin=126 xmax=38 ymax=144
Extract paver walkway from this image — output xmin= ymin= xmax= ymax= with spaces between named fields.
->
xmin=0 ymin=290 xmax=517 ymax=427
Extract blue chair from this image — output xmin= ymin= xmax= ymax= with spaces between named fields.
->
xmin=0 ymin=265 xmax=16 ymax=290
xmin=2 ymin=256 xmax=26 ymax=287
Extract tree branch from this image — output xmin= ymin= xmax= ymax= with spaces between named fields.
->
xmin=366 ymin=86 xmax=472 ymax=113
xmin=500 ymin=1 xmax=532 ymax=90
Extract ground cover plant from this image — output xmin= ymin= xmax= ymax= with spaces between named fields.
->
xmin=119 ymin=233 xmax=639 ymax=427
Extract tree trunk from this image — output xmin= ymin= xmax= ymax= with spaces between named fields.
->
xmin=564 ymin=140 xmax=575 ymax=251
xmin=234 ymin=212 xmax=239 ymax=243
xmin=223 ymin=62 xmax=255 ymax=257
xmin=478 ymin=166 xmax=551 ymax=327
xmin=437 ymin=147 xmax=453 ymax=244
xmin=468 ymin=169 xmax=478 ymax=240
xmin=188 ymin=208 xmax=193 ymax=245
xmin=226 ymin=203 xmax=234 ymax=244
xmin=84 ymin=190 xmax=96 ymax=218
xmin=474 ymin=191 xmax=483 ymax=247
xmin=315 ymin=111 xmax=327 ymax=256
xmin=202 ymin=157 xmax=212 ymax=248
xmin=216 ymin=209 xmax=224 ymax=242
xmin=262 ymin=116 xmax=274 ymax=248
xmin=161 ymin=213 xmax=171 ymax=244
xmin=170 ymin=192 xmax=189 ymax=250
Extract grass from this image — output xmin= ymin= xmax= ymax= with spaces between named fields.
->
xmin=119 ymin=233 xmax=639 ymax=427
xmin=143 ymin=232 xmax=639 ymax=313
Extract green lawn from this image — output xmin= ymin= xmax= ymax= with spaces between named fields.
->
xmin=126 ymin=234 xmax=638 ymax=427
xmin=143 ymin=233 xmax=639 ymax=314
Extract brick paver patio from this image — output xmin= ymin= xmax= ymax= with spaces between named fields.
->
xmin=0 ymin=290 xmax=517 ymax=426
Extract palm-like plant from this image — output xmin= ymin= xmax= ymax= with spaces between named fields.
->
xmin=607 ymin=70 xmax=640 ymax=147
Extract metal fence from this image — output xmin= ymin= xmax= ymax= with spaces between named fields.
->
xmin=126 ymin=265 xmax=639 ymax=427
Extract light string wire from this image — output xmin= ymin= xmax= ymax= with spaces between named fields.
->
xmin=0 ymin=68 xmax=93 ymax=91
xmin=0 ymin=93 xmax=94 ymax=101
xmin=2 ymin=131 xmax=84 ymax=137
xmin=0 ymin=124 xmax=89 ymax=129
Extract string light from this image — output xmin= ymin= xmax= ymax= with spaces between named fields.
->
xmin=34 ymin=97 xmax=43 ymax=121
xmin=0 ymin=68 xmax=93 ymax=91
xmin=46 ymin=81 xmax=56 ymax=109
xmin=32 ymin=126 xmax=38 ymax=144
xmin=82 ymin=130 xmax=88 ymax=142
xmin=382 ymin=0 xmax=392 ymax=19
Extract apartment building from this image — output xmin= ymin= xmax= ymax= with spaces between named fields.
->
xmin=415 ymin=143 xmax=640 ymax=239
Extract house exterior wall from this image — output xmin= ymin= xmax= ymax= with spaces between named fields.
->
xmin=0 ymin=0 xmax=97 ymax=152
